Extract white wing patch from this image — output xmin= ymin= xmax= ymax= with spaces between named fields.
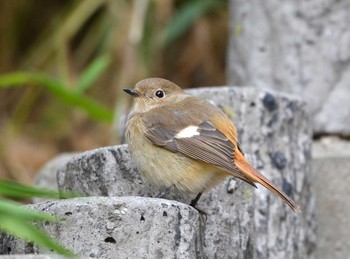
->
xmin=175 ymin=126 xmax=200 ymax=139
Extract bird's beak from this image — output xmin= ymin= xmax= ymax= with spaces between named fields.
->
xmin=123 ymin=88 xmax=139 ymax=97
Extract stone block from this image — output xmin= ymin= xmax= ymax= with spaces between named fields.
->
xmin=1 ymin=197 xmax=200 ymax=258
xmin=57 ymin=145 xmax=159 ymax=199
xmin=228 ymin=0 xmax=350 ymax=135
xmin=312 ymin=137 xmax=350 ymax=259
xmin=32 ymin=153 xmax=76 ymax=203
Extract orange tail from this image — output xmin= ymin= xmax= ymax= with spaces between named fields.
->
xmin=235 ymin=150 xmax=301 ymax=213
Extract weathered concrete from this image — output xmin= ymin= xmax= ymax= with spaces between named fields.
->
xmin=56 ymin=86 xmax=315 ymax=258
xmin=312 ymin=137 xmax=350 ymax=259
xmin=57 ymin=145 xmax=160 ymax=199
xmin=188 ymin=87 xmax=316 ymax=259
xmin=32 ymin=153 xmax=76 ymax=203
xmin=1 ymin=197 xmax=201 ymax=258
xmin=56 ymin=145 xmax=255 ymax=258
xmin=228 ymin=0 xmax=350 ymax=135
xmin=34 ymin=153 xmax=76 ymax=192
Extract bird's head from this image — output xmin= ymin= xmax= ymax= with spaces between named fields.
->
xmin=123 ymin=78 xmax=186 ymax=114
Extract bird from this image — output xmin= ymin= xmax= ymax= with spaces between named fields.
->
xmin=123 ymin=78 xmax=300 ymax=212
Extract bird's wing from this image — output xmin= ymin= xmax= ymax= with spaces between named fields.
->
xmin=141 ymin=106 xmax=255 ymax=185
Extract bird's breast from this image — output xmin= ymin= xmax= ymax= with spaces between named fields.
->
xmin=125 ymin=115 xmax=229 ymax=194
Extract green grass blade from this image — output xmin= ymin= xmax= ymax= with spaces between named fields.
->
xmin=0 ymin=72 xmax=113 ymax=122
xmin=76 ymin=55 xmax=110 ymax=93
xmin=0 ymin=180 xmax=77 ymax=199
xmin=0 ymin=200 xmax=57 ymax=221
xmin=162 ymin=0 xmax=225 ymax=45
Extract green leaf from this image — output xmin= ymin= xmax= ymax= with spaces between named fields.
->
xmin=162 ymin=0 xmax=225 ymax=45
xmin=0 ymin=72 xmax=113 ymax=122
xmin=0 ymin=180 xmax=77 ymax=199
xmin=76 ymin=55 xmax=111 ymax=93
xmin=0 ymin=199 xmax=57 ymax=221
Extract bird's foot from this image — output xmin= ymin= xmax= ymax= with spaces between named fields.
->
xmin=189 ymin=193 xmax=207 ymax=220
xmin=190 ymin=192 xmax=203 ymax=207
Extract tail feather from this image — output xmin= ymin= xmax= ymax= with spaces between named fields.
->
xmin=235 ymin=151 xmax=301 ymax=213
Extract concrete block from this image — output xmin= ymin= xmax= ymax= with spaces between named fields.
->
xmin=312 ymin=137 xmax=350 ymax=259
xmin=57 ymin=145 xmax=160 ymax=199
xmin=33 ymin=153 xmax=76 ymax=203
xmin=1 ymin=197 xmax=200 ymax=258
xmin=228 ymin=0 xmax=350 ymax=135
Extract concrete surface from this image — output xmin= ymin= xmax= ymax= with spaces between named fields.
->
xmin=32 ymin=153 xmax=76 ymax=203
xmin=1 ymin=197 xmax=201 ymax=258
xmin=312 ymin=137 xmax=350 ymax=259
xmin=228 ymin=0 xmax=350 ymax=135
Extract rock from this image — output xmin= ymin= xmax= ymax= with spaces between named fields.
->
xmin=57 ymin=86 xmax=315 ymax=258
xmin=33 ymin=153 xmax=76 ymax=203
xmin=189 ymin=87 xmax=316 ymax=259
xmin=227 ymin=0 xmax=350 ymax=135
xmin=57 ymin=145 xmax=160 ymax=199
xmin=1 ymin=197 xmax=201 ymax=258
xmin=312 ymin=137 xmax=350 ymax=259
xmin=56 ymin=145 xmax=255 ymax=258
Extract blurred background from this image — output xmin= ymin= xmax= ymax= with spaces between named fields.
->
xmin=0 ymin=0 xmax=228 ymax=184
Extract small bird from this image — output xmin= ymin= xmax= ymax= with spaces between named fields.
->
xmin=124 ymin=78 xmax=300 ymax=212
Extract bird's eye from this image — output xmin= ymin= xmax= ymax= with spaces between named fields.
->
xmin=155 ymin=90 xmax=165 ymax=98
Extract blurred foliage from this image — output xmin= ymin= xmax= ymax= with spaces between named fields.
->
xmin=0 ymin=71 xmax=113 ymax=122
xmin=161 ymin=0 xmax=226 ymax=45
xmin=0 ymin=0 xmax=228 ymax=184
xmin=0 ymin=180 xmax=76 ymax=256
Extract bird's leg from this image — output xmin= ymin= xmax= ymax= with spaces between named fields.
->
xmin=190 ymin=192 xmax=203 ymax=207
xmin=190 ymin=192 xmax=207 ymax=222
